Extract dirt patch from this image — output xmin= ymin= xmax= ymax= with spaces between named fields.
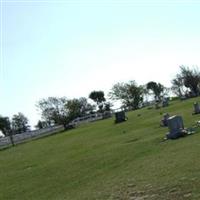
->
xmin=109 ymin=183 xmax=193 ymax=200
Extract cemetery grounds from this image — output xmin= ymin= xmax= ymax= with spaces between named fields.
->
xmin=0 ymin=97 xmax=200 ymax=199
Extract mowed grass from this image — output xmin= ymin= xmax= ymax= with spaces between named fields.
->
xmin=1 ymin=98 xmax=200 ymax=199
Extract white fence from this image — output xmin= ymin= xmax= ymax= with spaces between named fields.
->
xmin=0 ymin=111 xmax=115 ymax=149
xmin=69 ymin=111 xmax=114 ymax=126
xmin=0 ymin=125 xmax=64 ymax=149
xmin=69 ymin=113 xmax=104 ymax=126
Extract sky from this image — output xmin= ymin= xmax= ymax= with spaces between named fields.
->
xmin=1 ymin=0 xmax=200 ymax=128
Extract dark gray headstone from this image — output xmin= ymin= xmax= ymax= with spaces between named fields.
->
xmin=193 ymin=102 xmax=200 ymax=114
xmin=115 ymin=111 xmax=127 ymax=123
xmin=168 ymin=115 xmax=184 ymax=131
xmin=166 ymin=115 xmax=185 ymax=139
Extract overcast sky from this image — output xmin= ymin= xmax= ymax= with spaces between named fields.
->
xmin=1 ymin=0 xmax=200 ymax=128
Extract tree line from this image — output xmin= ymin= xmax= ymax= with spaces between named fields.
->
xmin=1 ymin=65 xmax=200 ymax=137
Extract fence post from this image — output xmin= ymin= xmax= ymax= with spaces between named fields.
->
xmin=9 ymin=131 xmax=15 ymax=146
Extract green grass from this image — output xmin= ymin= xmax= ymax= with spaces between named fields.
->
xmin=1 ymin=98 xmax=200 ymax=199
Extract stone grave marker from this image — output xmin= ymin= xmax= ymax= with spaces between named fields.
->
xmin=166 ymin=115 xmax=186 ymax=139
xmin=115 ymin=111 xmax=127 ymax=123
xmin=193 ymin=102 xmax=200 ymax=114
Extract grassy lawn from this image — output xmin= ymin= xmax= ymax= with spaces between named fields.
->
xmin=1 ymin=98 xmax=200 ymax=199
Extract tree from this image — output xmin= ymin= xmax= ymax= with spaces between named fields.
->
xmin=35 ymin=120 xmax=48 ymax=129
xmin=89 ymin=91 xmax=106 ymax=112
xmin=36 ymin=97 xmax=70 ymax=128
xmin=104 ymin=102 xmax=112 ymax=111
xmin=171 ymin=74 xmax=185 ymax=97
xmin=11 ymin=113 xmax=30 ymax=134
xmin=37 ymin=97 xmax=94 ymax=129
xmin=171 ymin=66 xmax=200 ymax=97
xmin=78 ymin=97 xmax=95 ymax=115
xmin=141 ymin=85 xmax=149 ymax=102
xmin=109 ymin=80 xmax=143 ymax=110
xmin=66 ymin=97 xmax=94 ymax=119
xmin=0 ymin=116 xmax=11 ymax=136
xmin=146 ymin=81 xmax=164 ymax=101
xmin=180 ymin=66 xmax=200 ymax=96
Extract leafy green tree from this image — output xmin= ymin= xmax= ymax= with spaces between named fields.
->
xmin=180 ymin=66 xmax=200 ymax=96
xmin=64 ymin=99 xmax=79 ymax=120
xmin=37 ymin=97 xmax=94 ymax=129
xmin=171 ymin=74 xmax=185 ymax=97
xmin=0 ymin=116 xmax=11 ymax=136
xmin=35 ymin=120 xmax=48 ymax=129
xmin=37 ymin=97 xmax=70 ymax=128
xmin=11 ymin=113 xmax=30 ymax=134
xmin=146 ymin=81 xmax=164 ymax=101
xmin=78 ymin=97 xmax=95 ymax=114
xmin=89 ymin=91 xmax=106 ymax=112
xmin=104 ymin=102 xmax=112 ymax=111
xmin=172 ymin=66 xmax=200 ymax=97
xmin=66 ymin=97 xmax=94 ymax=119
xmin=109 ymin=80 xmax=143 ymax=110
xmin=141 ymin=85 xmax=149 ymax=102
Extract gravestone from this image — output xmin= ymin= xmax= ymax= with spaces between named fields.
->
xmin=193 ymin=102 xmax=200 ymax=114
xmin=115 ymin=111 xmax=127 ymax=123
xmin=162 ymin=98 xmax=169 ymax=107
xmin=160 ymin=113 xmax=170 ymax=127
xmin=166 ymin=115 xmax=186 ymax=139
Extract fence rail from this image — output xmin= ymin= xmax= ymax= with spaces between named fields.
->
xmin=0 ymin=125 xmax=64 ymax=149
xmin=0 ymin=110 xmax=117 ymax=149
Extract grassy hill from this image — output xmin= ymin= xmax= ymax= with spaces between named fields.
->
xmin=1 ymin=98 xmax=200 ymax=200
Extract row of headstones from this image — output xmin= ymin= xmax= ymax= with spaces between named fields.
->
xmin=114 ymin=98 xmax=170 ymax=123
xmin=153 ymin=101 xmax=200 ymax=139
xmin=160 ymin=102 xmax=200 ymax=139
xmin=115 ymin=110 xmax=188 ymax=139
xmin=164 ymin=102 xmax=200 ymax=117
xmin=115 ymin=110 xmax=186 ymax=139
xmin=160 ymin=101 xmax=200 ymax=115
xmin=160 ymin=114 xmax=187 ymax=139
xmin=115 ymin=98 xmax=170 ymax=122
xmin=115 ymin=101 xmax=200 ymax=139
